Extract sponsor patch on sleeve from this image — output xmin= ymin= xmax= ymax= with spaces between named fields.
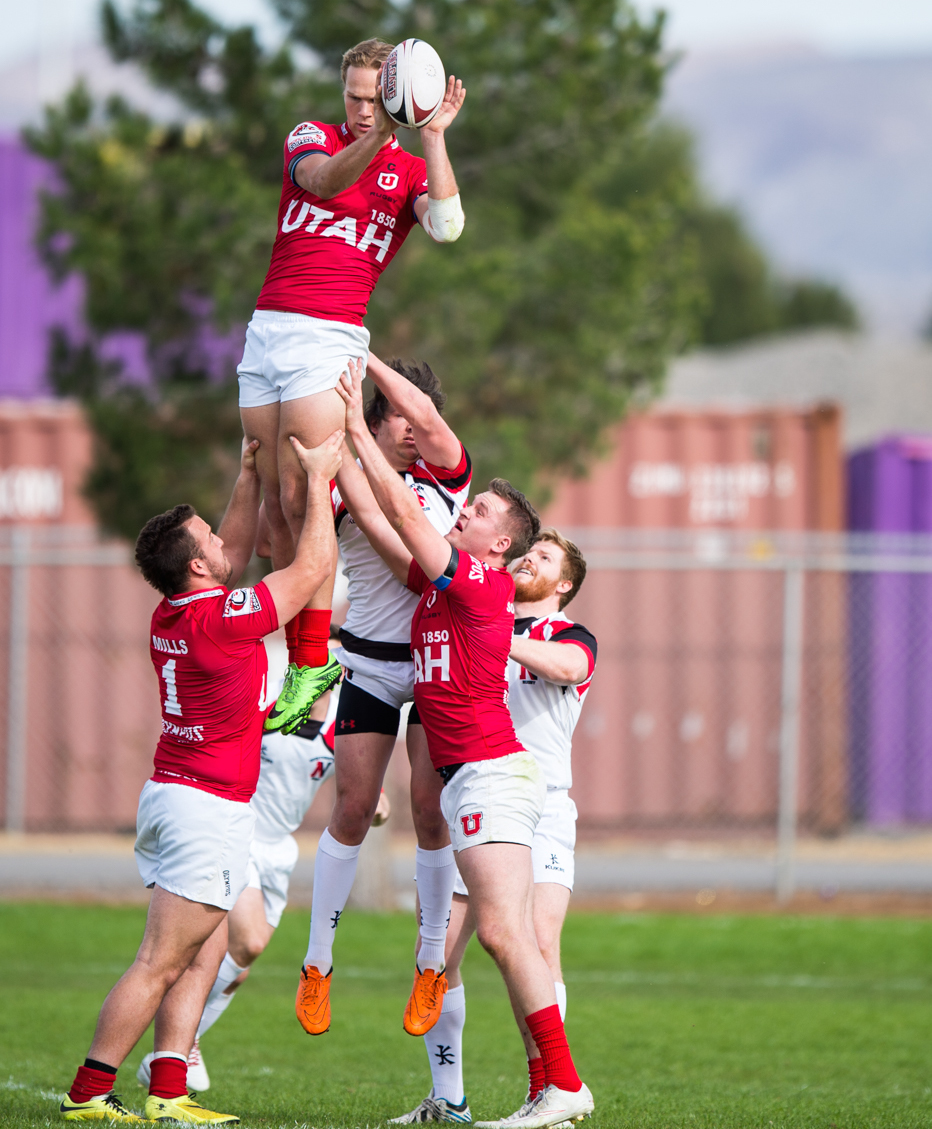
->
xmin=223 ymin=587 xmax=262 ymax=617
xmin=287 ymin=122 xmax=328 ymax=152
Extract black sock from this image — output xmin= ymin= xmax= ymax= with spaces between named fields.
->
xmin=84 ymin=1058 xmax=118 ymax=1075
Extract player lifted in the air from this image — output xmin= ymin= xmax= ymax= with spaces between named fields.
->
xmin=335 ymin=363 xmax=594 ymax=1129
xmin=238 ymin=37 xmax=466 ymax=734
xmin=392 ymin=530 xmax=597 ymax=1125
xmin=296 ymin=355 xmax=468 ymax=1040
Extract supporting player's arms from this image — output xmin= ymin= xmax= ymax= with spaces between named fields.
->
xmin=216 ymin=438 xmax=261 ymax=586
xmin=334 ymin=446 xmax=413 ymax=582
xmin=263 ymin=430 xmax=344 ymax=624
xmin=336 ymin=362 xmax=452 ymax=582
xmin=366 ymin=352 xmax=462 ymax=468
xmin=509 ymin=637 xmax=591 ymax=685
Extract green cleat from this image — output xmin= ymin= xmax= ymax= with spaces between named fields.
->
xmin=264 ymin=655 xmax=342 ymax=735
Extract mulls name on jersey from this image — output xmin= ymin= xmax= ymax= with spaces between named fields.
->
xmin=281 ymin=202 xmax=396 ymax=263
xmin=161 ymin=718 xmax=204 ymax=742
xmin=152 ymin=635 xmax=188 ymax=655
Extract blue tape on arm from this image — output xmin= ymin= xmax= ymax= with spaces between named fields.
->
xmin=431 ymin=547 xmax=459 ymax=590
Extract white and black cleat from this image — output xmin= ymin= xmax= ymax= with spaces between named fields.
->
xmin=389 ymin=1092 xmax=472 ymax=1124
xmin=136 ymin=1038 xmax=210 ymax=1093
xmin=474 ymin=1084 xmax=593 ymax=1129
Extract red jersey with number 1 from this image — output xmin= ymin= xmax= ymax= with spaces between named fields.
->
xmin=149 ymin=583 xmax=279 ymax=802
xmin=256 ymin=121 xmax=428 ymax=326
xmin=407 ymin=551 xmax=525 ymax=769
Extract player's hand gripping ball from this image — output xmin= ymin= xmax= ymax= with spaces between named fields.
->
xmin=381 ymin=38 xmax=446 ymax=128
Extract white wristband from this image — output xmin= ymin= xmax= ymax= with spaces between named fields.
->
xmin=424 ymin=193 xmax=465 ymax=243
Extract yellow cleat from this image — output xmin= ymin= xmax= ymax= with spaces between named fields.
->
xmin=404 ymin=965 xmax=448 ymax=1037
xmin=60 ymin=1091 xmax=146 ymax=1122
xmin=144 ymin=1092 xmax=239 ymax=1124
xmin=295 ymin=963 xmax=332 ymax=1034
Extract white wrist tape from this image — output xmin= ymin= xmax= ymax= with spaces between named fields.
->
xmin=424 ymin=193 xmax=465 ymax=243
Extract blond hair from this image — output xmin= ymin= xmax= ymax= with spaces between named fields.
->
xmin=341 ymin=38 xmax=395 ymax=84
xmin=536 ymin=528 xmax=587 ymax=610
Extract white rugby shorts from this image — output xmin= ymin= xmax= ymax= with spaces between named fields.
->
xmin=135 ymin=780 xmax=254 ymax=911
xmin=245 ymin=833 xmax=300 ymax=928
xmin=237 ymin=309 xmax=370 ymax=407
xmin=334 ymin=648 xmax=414 ymax=712
xmin=453 ymin=787 xmax=577 ymax=895
xmin=441 ymin=750 xmax=546 ymax=853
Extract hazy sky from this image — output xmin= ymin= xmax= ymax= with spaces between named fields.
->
xmin=7 ymin=0 xmax=932 ymax=69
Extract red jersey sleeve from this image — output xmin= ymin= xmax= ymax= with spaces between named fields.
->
xmin=285 ymin=121 xmax=338 ymax=187
xmin=407 ymin=558 xmax=430 ymax=595
xmin=419 ymin=444 xmax=472 ymax=494
xmin=444 ymin=552 xmax=514 ymax=621
xmin=212 ymin=581 xmax=279 ymax=643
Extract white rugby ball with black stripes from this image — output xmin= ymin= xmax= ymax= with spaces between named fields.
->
xmin=381 ymin=38 xmax=446 ymax=129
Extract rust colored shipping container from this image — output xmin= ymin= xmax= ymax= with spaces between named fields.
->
xmin=542 ymin=406 xmax=847 ymax=834
xmin=0 ymin=401 xmax=161 ymax=831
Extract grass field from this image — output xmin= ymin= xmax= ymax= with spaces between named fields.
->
xmin=3 ymin=903 xmax=932 ymax=1127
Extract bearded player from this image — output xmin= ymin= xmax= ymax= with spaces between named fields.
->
xmin=392 ymin=531 xmax=596 ymax=1125
xmin=335 ymin=364 xmax=594 ymax=1129
xmin=239 ymin=37 xmax=466 ymax=735
xmin=296 ymin=353 xmax=469 ymax=1040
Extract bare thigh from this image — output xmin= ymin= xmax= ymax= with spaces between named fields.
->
xmin=227 ymin=886 xmax=275 ymax=968
xmin=241 ymin=402 xmax=293 ymax=570
xmin=406 ymin=723 xmax=449 ymax=850
xmin=330 ymin=731 xmax=397 ymax=846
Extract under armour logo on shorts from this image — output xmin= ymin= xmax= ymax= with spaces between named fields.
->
xmin=461 ymin=812 xmax=483 ymax=836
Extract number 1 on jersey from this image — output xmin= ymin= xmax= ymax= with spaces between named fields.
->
xmin=161 ymin=657 xmax=183 ymax=716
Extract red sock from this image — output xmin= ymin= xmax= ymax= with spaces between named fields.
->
xmin=527 ymin=1056 xmax=546 ymax=1101
xmin=295 ymin=609 xmax=331 ymax=668
xmin=525 ymin=1005 xmax=582 ymax=1093
xmin=285 ymin=617 xmax=300 ymax=666
xmin=68 ymin=1062 xmax=116 ymax=1104
xmin=148 ymin=1055 xmax=188 ymax=1099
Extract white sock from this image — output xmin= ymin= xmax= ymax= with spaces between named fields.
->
xmin=415 ymin=845 xmax=456 ymax=970
xmin=305 ymin=828 xmax=361 ymax=970
xmin=196 ymin=953 xmax=248 ymax=1038
xmin=425 ymin=983 xmax=466 ymax=1105
xmin=554 ymin=981 xmax=567 ymax=1022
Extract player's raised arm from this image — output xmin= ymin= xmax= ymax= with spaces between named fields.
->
xmin=216 ymin=437 xmax=262 ymax=586
xmin=334 ymin=442 xmax=413 ymax=581
xmin=366 ymin=352 xmax=461 ymax=468
xmin=263 ymin=430 xmax=343 ymax=625
xmin=336 ymin=361 xmax=452 ymax=582
xmin=413 ymin=75 xmax=466 ymax=244
xmin=509 ymin=636 xmax=591 ymax=685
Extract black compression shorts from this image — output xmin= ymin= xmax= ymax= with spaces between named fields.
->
xmin=335 ymin=675 xmax=421 ymax=738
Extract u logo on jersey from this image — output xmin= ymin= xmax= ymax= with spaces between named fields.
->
xmin=377 ymin=172 xmax=399 ymax=191
xmin=461 ymin=812 xmax=483 ymax=836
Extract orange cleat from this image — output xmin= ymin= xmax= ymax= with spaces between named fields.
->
xmin=403 ymin=965 xmax=448 ymax=1036
xmin=295 ymin=964 xmax=332 ymax=1035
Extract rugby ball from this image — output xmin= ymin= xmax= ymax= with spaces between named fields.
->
xmin=381 ymin=39 xmax=446 ymax=129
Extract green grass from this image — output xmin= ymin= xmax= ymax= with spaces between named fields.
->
xmin=3 ymin=904 xmax=932 ymax=1127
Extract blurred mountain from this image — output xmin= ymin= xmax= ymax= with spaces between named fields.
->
xmin=0 ymin=42 xmax=182 ymax=136
xmin=665 ymin=45 xmax=932 ymax=338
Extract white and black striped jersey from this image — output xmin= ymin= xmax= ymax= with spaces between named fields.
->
xmin=331 ymin=445 xmax=472 ymax=659
xmin=507 ymin=613 xmax=597 ymax=791
xmin=251 ymin=696 xmax=337 ymax=841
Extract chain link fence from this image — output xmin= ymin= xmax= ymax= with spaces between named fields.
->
xmin=2 ymin=525 xmax=932 ymax=901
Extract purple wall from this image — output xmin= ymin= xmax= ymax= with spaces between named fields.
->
xmin=0 ymin=139 xmax=246 ymax=397
xmin=848 ymin=436 xmax=932 ymax=825
xmin=0 ymin=140 xmax=84 ymax=397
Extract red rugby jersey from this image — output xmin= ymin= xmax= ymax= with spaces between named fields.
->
xmin=408 ymin=550 xmax=525 ymax=768
xmin=255 ymin=121 xmax=428 ymax=326
xmin=149 ymin=582 xmax=279 ymax=802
